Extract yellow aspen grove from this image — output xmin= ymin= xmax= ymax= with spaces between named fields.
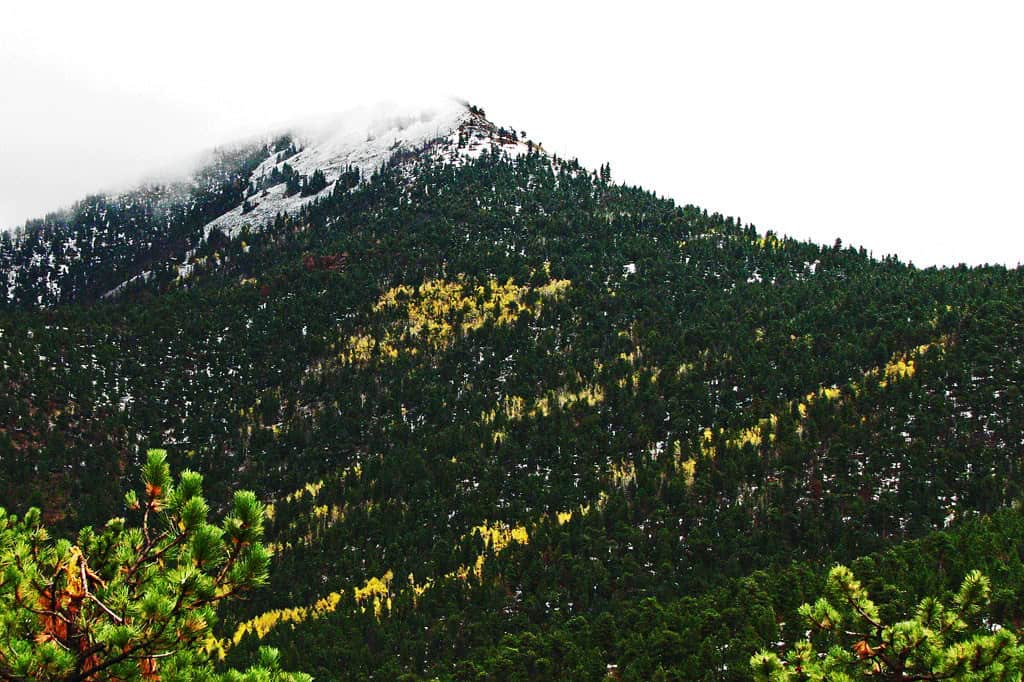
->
xmin=701 ymin=336 xmax=949 ymax=462
xmin=339 ymin=275 xmax=572 ymax=364
xmin=225 ymin=506 xmax=591 ymax=651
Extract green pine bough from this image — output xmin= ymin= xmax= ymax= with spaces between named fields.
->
xmin=0 ymin=449 xmax=311 ymax=682
xmin=751 ymin=564 xmax=1024 ymax=681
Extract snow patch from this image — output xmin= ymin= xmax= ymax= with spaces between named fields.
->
xmin=203 ymin=99 xmax=470 ymax=238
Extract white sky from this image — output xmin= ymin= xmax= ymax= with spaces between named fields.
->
xmin=1 ymin=1 xmax=1021 ymax=267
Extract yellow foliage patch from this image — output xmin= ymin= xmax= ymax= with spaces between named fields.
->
xmin=265 ymin=464 xmax=364 ymax=553
xmin=698 ymin=336 xmax=948 ymax=461
xmin=674 ymin=453 xmax=697 ymax=487
xmin=727 ymin=426 xmax=763 ymax=450
xmin=340 ymin=275 xmax=571 ymax=364
xmin=481 ymin=384 xmax=604 ymax=425
xmin=610 ymin=460 xmax=637 ymax=488
xmin=469 ymin=521 xmax=530 ymax=556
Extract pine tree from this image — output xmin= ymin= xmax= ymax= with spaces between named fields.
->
xmin=0 ymin=449 xmax=311 ymax=681
xmin=750 ymin=564 xmax=1024 ymax=681
xmin=300 ymin=170 xmax=327 ymax=197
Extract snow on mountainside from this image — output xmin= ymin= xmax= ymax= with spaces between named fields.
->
xmin=0 ymin=99 xmax=540 ymax=308
xmin=201 ymin=100 xmax=535 ymax=239
xmin=1 ymin=145 xmax=267 ymax=308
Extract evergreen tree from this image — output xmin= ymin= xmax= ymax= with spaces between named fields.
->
xmin=0 ymin=449 xmax=310 ymax=681
xmin=751 ymin=565 xmax=1024 ymax=681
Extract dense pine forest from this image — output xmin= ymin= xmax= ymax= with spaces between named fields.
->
xmin=1 ymin=107 xmax=1023 ymax=680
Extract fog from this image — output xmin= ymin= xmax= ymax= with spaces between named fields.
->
xmin=2 ymin=1 xmax=1022 ymax=267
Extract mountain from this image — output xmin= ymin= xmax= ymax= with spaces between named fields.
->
xmin=1 ymin=100 xmax=1023 ymax=680
xmin=0 ymin=101 xmax=533 ymax=309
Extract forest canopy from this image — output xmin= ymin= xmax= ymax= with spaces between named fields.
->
xmin=1 ymin=123 xmax=1022 ymax=680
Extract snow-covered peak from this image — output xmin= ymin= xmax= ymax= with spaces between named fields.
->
xmin=202 ymin=100 xmax=534 ymax=238
xmin=289 ymin=99 xmax=468 ymax=167
xmin=3 ymin=99 xmax=545 ymax=306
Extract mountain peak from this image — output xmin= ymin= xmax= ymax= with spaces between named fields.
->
xmin=199 ymin=100 xmax=534 ymax=240
xmin=1 ymin=98 xmax=546 ymax=307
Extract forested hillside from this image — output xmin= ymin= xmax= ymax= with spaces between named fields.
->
xmin=0 ymin=142 xmax=273 ymax=308
xmin=1 ymin=106 xmax=1022 ymax=680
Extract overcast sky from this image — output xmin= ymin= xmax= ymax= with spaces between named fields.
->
xmin=1 ymin=1 xmax=1021 ymax=267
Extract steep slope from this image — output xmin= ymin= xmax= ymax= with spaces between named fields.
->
xmin=0 ymin=143 xmax=267 ymax=307
xmin=199 ymin=101 xmax=534 ymax=240
xmin=0 ymin=101 xmax=534 ymax=308
xmin=1 ymin=103 xmax=1023 ymax=680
